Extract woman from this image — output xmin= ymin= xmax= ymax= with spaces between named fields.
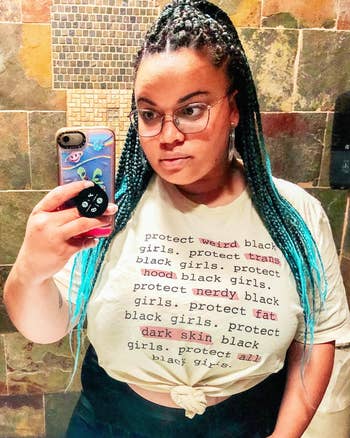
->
xmin=4 ymin=1 xmax=349 ymax=437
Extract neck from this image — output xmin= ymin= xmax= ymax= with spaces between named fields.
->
xmin=176 ymin=159 xmax=246 ymax=207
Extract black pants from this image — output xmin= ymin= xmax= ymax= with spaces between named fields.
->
xmin=66 ymin=344 xmax=286 ymax=438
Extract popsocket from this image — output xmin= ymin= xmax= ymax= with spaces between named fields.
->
xmin=74 ymin=184 xmax=109 ymax=218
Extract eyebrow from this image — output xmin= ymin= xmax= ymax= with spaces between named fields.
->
xmin=136 ymin=90 xmax=210 ymax=107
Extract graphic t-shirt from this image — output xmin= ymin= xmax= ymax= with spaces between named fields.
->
xmin=54 ymin=175 xmax=349 ymax=418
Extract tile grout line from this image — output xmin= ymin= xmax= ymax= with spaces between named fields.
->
xmin=42 ymin=393 xmax=46 ymax=437
xmin=335 ymin=0 xmax=340 ymax=29
xmin=259 ymin=0 xmax=264 ymax=28
xmin=318 ymin=111 xmax=331 ymax=187
xmin=291 ymin=28 xmax=302 ymax=112
xmin=3 ymin=334 xmax=9 ymax=397
xmin=27 ymin=112 xmax=33 ymax=190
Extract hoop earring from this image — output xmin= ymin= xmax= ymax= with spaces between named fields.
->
xmin=228 ymin=125 xmax=236 ymax=162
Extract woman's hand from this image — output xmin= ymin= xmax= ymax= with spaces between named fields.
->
xmin=17 ymin=180 xmax=117 ymax=283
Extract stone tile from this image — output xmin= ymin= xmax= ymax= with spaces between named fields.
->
xmin=51 ymin=4 xmax=158 ymax=91
xmin=0 ymin=0 xmax=21 ymax=22
xmin=203 ymin=0 xmax=239 ymax=14
xmin=0 ymin=394 xmax=44 ymax=437
xmin=225 ymin=0 xmax=261 ymax=27
xmin=19 ymin=24 xmax=52 ymax=89
xmin=262 ymin=0 xmax=336 ymax=28
xmin=306 ymin=188 xmax=347 ymax=251
xmin=45 ymin=392 xmax=80 ymax=438
xmin=262 ymin=12 xmax=298 ymax=28
xmin=29 ymin=112 xmax=66 ymax=190
xmin=0 ymin=24 xmax=66 ymax=111
xmin=0 ymin=335 xmax=6 ymax=395
xmin=239 ymin=29 xmax=298 ymax=112
xmin=22 ymin=0 xmax=51 ymax=23
xmin=0 ymin=267 xmax=15 ymax=333
xmin=261 ymin=112 xmax=327 ymax=184
xmin=0 ymin=191 xmax=45 ymax=264
xmin=340 ymin=257 xmax=350 ymax=305
xmin=338 ymin=0 xmax=350 ymax=30
xmin=295 ymin=30 xmax=350 ymax=111
xmin=160 ymin=0 xmax=261 ymax=26
xmin=0 ymin=112 xmax=30 ymax=190
xmin=5 ymin=332 xmax=85 ymax=394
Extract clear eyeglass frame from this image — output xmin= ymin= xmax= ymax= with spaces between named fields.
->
xmin=128 ymin=95 xmax=228 ymax=138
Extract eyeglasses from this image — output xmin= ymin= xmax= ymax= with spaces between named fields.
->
xmin=128 ymin=95 xmax=227 ymax=138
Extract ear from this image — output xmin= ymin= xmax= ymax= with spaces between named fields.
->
xmin=228 ymin=90 xmax=239 ymax=127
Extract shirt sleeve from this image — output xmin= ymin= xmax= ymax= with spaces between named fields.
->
xmin=293 ymin=198 xmax=350 ymax=345
xmin=53 ymin=221 xmax=129 ymax=306
xmin=53 ymin=256 xmax=80 ymax=305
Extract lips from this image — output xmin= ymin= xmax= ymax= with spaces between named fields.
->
xmin=159 ymin=156 xmax=191 ymax=170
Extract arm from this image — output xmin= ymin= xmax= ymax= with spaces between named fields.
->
xmin=269 ymin=339 xmax=335 ymax=438
xmin=4 ymin=270 xmax=72 ymax=344
xmin=4 ymin=180 xmax=116 ymax=344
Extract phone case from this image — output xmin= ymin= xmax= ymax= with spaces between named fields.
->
xmin=56 ymin=126 xmax=116 ymax=237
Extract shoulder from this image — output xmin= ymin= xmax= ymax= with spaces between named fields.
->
xmin=272 ymin=177 xmax=327 ymax=234
xmin=272 ymin=177 xmax=323 ymax=215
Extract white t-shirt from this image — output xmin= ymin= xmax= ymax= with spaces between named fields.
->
xmin=54 ymin=175 xmax=350 ymax=418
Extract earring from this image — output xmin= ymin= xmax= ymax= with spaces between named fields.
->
xmin=228 ymin=125 xmax=236 ymax=162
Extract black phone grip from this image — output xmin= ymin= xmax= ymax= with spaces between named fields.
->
xmin=74 ymin=184 xmax=109 ymax=218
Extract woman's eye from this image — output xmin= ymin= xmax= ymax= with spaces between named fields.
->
xmin=179 ymin=103 xmax=206 ymax=118
xmin=139 ymin=110 xmax=159 ymax=122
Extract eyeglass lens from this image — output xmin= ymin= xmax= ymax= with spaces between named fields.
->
xmin=131 ymin=102 xmax=211 ymax=137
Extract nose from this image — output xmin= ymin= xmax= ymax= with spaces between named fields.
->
xmin=159 ymin=115 xmax=185 ymax=147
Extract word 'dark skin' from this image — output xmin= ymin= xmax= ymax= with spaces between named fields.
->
xmin=140 ymin=326 xmax=213 ymax=345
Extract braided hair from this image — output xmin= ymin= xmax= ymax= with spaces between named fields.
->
xmin=66 ymin=0 xmax=326 ymax=383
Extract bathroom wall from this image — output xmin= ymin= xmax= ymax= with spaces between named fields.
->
xmin=0 ymin=0 xmax=349 ymax=436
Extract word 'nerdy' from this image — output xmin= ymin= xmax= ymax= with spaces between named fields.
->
xmin=192 ymin=287 xmax=238 ymax=301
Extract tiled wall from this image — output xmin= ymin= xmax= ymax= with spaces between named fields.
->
xmin=51 ymin=1 xmax=158 ymax=89
xmin=0 ymin=0 xmax=349 ymax=436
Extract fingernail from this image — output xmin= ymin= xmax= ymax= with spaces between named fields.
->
xmin=107 ymin=203 xmax=118 ymax=213
xmin=83 ymin=180 xmax=95 ymax=188
xmin=83 ymin=238 xmax=99 ymax=249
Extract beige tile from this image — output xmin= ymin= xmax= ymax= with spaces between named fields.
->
xmin=0 ymin=191 xmax=45 ymax=264
xmin=240 ymin=28 xmax=298 ymax=112
xmin=22 ymin=0 xmax=51 ymax=23
xmin=0 ymin=0 xmax=21 ymax=22
xmin=5 ymin=332 xmax=85 ymax=394
xmin=0 ymin=394 xmax=44 ymax=437
xmin=0 ymin=112 xmax=29 ymax=190
xmin=263 ymin=0 xmax=336 ymax=28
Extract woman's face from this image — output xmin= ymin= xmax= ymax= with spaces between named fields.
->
xmin=134 ymin=48 xmax=239 ymax=192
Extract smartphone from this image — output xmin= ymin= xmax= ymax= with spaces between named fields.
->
xmin=56 ymin=126 xmax=116 ymax=237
